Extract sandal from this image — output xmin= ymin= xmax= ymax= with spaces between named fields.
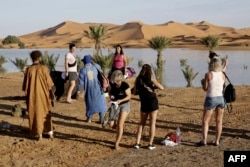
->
xmin=196 ymin=141 xmax=207 ymax=146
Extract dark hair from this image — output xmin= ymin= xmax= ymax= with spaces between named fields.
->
xmin=139 ymin=64 xmax=152 ymax=78
xmin=30 ymin=50 xmax=42 ymax=61
xmin=114 ymin=44 xmax=124 ymax=55
xmin=69 ymin=43 xmax=76 ymax=50
xmin=209 ymin=51 xmax=218 ymax=60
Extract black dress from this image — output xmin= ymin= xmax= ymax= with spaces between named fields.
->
xmin=135 ymin=76 xmax=159 ymax=112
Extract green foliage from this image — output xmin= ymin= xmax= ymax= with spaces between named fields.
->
xmin=125 ymin=56 xmax=133 ymax=66
xmin=40 ymin=51 xmax=59 ymax=71
xmin=148 ymin=36 xmax=171 ymax=84
xmin=84 ymin=25 xmax=109 ymax=55
xmin=201 ymin=35 xmax=221 ymax=51
xmin=180 ymin=59 xmax=199 ymax=87
xmin=0 ymin=56 xmax=8 ymax=67
xmin=2 ymin=35 xmax=21 ymax=45
xmin=18 ymin=42 xmax=25 ymax=49
xmin=148 ymin=36 xmax=172 ymax=54
xmin=0 ymin=66 xmax=6 ymax=74
xmin=9 ymin=58 xmax=28 ymax=72
xmin=151 ymin=59 xmax=165 ymax=82
xmin=137 ymin=59 xmax=144 ymax=68
xmin=92 ymin=53 xmax=113 ymax=75
xmin=75 ymin=55 xmax=84 ymax=71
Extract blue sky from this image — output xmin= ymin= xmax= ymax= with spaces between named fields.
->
xmin=1 ymin=0 xmax=249 ymax=38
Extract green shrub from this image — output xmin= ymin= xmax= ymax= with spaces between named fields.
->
xmin=2 ymin=35 xmax=21 ymax=45
xmin=18 ymin=42 xmax=25 ymax=49
xmin=0 ymin=56 xmax=7 ymax=67
xmin=40 ymin=51 xmax=59 ymax=71
xmin=9 ymin=58 xmax=28 ymax=72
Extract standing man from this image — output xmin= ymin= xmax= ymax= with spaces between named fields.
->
xmin=77 ymin=55 xmax=107 ymax=123
xmin=65 ymin=43 xmax=78 ymax=103
xmin=22 ymin=50 xmax=55 ymax=140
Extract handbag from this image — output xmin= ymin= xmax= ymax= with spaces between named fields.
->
xmin=95 ymin=65 xmax=110 ymax=91
xmin=223 ymin=72 xmax=236 ymax=113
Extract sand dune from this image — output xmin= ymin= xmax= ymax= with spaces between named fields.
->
xmin=1 ymin=20 xmax=250 ymax=49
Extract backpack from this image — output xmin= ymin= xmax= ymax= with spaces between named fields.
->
xmin=223 ymin=72 xmax=236 ymax=113
xmin=224 ymin=83 xmax=236 ymax=103
xmin=94 ymin=64 xmax=110 ymax=92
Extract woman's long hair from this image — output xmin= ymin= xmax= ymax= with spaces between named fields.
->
xmin=114 ymin=44 xmax=124 ymax=55
xmin=139 ymin=64 xmax=152 ymax=79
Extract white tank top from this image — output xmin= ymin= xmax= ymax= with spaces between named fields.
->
xmin=207 ymin=71 xmax=224 ymax=97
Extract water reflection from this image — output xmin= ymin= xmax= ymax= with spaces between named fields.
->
xmin=0 ymin=48 xmax=249 ymax=87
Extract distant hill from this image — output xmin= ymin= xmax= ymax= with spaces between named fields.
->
xmin=3 ymin=20 xmax=250 ymax=49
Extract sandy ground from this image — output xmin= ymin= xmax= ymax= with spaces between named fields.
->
xmin=0 ymin=72 xmax=249 ymax=167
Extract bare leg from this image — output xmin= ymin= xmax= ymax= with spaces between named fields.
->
xmin=115 ymin=111 xmax=128 ymax=149
xmin=148 ymin=110 xmax=158 ymax=145
xmin=135 ymin=112 xmax=148 ymax=144
xmin=214 ymin=107 xmax=224 ymax=145
xmin=202 ymin=109 xmax=213 ymax=144
xmin=67 ymin=80 xmax=75 ymax=102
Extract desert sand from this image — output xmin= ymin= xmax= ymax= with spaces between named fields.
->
xmin=0 ymin=72 xmax=249 ymax=167
xmin=1 ymin=20 xmax=250 ymax=49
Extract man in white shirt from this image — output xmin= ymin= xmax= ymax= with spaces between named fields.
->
xmin=65 ymin=43 xmax=78 ymax=103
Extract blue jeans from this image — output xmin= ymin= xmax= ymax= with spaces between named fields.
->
xmin=204 ymin=96 xmax=225 ymax=110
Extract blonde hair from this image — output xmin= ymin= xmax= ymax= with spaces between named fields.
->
xmin=209 ymin=58 xmax=222 ymax=72
xmin=110 ymin=70 xmax=124 ymax=83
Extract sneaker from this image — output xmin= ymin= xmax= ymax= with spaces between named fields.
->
xmin=148 ymin=144 xmax=156 ymax=150
xmin=134 ymin=144 xmax=141 ymax=149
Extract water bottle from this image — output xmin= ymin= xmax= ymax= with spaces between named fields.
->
xmin=176 ymin=127 xmax=181 ymax=143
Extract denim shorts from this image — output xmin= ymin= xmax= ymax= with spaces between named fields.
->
xmin=119 ymin=101 xmax=130 ymax=113
xmin=204 ymin=96 xmax=225 ymax=110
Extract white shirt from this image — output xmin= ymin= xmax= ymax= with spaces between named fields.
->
xmin=65 ymin=52 xmax=77 ymax=72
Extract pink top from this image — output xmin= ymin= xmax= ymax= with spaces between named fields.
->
xmin=113 ymin=55 xmax=125 ymax=68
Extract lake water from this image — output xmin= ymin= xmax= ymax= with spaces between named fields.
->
xmin=0 ymin=48 xmax=250 ymax=88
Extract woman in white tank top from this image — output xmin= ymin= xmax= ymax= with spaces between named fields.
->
xmin=197 ymin=58 xmax=226 ymax=146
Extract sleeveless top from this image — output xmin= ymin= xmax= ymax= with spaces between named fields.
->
xmin=207 ymin=71 xmax=224 ymax=97
xmin=113 ymin=55 xmax=124 ymax=69
xmin=65 ymin=52 xmax=77 ymax=72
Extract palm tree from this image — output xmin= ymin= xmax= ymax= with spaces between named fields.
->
xmin=201 ymin=35 xmax=221 ymax=52
xmin=75 ymin=55 xmax=84 ymax=72
xmin=180 ymin=59 xmax=199 ymax=87
xmin=40 ymin=51 xmax=59 ymax=71
xmin=0 ymin=56 xmax=7 ymax=67
xmin=0 ymin=56 xmax=7 ymax=73
xmin=84 ymin=25 xmax=109 ymax=56
xmin=148 ymin=36 xmax=172 ymax=83
xmin=92 ymin=53 xmax=113 ymax=75
xmin=9 ymin=58 xmax=28 ymax=72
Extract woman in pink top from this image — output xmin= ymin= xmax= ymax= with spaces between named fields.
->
xmin=198 ymin=58 xmax=226 ymax=146
xmin=110 ymin=44 xmax=127 ymax=76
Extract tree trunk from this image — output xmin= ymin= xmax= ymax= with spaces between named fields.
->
xmin=157 ymin=52 xmax=164 ymax=84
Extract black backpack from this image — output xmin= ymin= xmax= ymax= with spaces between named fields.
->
xmin=223 ymin=72 xmax=236 ymax=112
xmin=224 ymin=83 xmax=236 ymax=103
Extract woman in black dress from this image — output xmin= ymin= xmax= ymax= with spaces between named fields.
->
xmin=133 ymin=64 xmax=164 ymax=150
